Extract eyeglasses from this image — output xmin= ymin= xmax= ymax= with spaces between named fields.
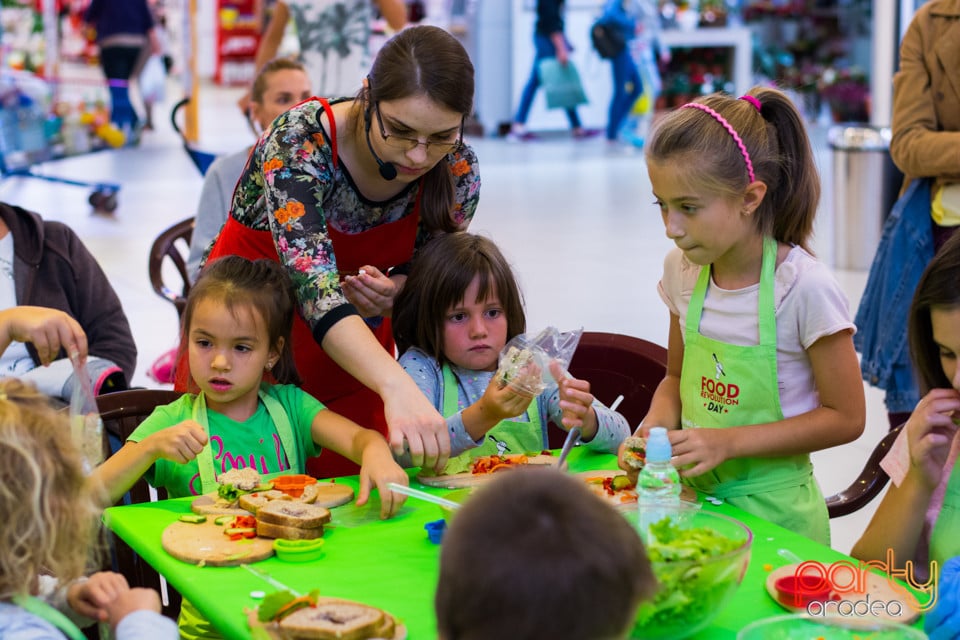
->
xmin=374 ymin=103 xmax=464 ymax=155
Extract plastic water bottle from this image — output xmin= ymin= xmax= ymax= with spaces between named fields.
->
xmin=637 ymin=427 xmax=681 ymax=542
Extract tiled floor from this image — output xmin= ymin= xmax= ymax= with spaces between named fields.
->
xmin=0 ymin=80 xmax=890 ymax=555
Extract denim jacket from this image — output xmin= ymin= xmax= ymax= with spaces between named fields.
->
xmin=854 ymin=178 xmax=933 ymax=413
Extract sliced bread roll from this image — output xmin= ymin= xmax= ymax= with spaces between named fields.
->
xmin=257 ymin=501 xmax=331 ymax=529
xmin=239 ymin=489 xmax=290 ymax=514
xmin=256 ymin=520 xmax=323 ymax=540
xmin=278 ymin=601 xmax=385 ymax=640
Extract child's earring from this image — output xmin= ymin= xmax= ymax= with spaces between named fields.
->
xmin=265 ymin=360 xmax=274 ymax=371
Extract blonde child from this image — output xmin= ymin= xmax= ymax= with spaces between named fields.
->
xmin=618 ymin=88 xmax=865 ymax=544
xmin=392 ymin=232 xmax=629 ymax=470
xmin=95 ymin=256 xmax=408 ymax=638
xmin=0 ymin=378 xmax=176 ymax=639
xmin=852 ymin=231 xmax=960 ymax=578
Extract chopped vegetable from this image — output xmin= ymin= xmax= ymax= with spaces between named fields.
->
xmin=257 ymin=589 xmax=321 ymax=622
xmin=179 ymin=514 xmax=207 ymax=524
xmin=214 ymin=515 xmax=233 ymax=526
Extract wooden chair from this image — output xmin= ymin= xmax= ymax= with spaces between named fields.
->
xmin=825 ymin=423 xmax=904 ymax=518
xmin=97 ymin=389 xmax=184 ymax=621
xmin=552 ymin=331 xmax=668 ymax=449
xmin=148 ymin=217 xmax=194 ymax=319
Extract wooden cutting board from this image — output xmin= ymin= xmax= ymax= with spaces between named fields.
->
xmin=417 ymin=454 xmax=558 ymax=488
xmin=246 ymin=597 xmax=407 ymax=640
xmin=305 ymin=482 xmax=355 ymax=508
xmin=161 ymin=519 xmax=274 ymax=567
xmin=577 ymin=469 xmax=698 ymax=509
xmin=190 ymin=483 xmax=355 ymax=516
xmin=765 ymin=562 xmax=921 ymax=623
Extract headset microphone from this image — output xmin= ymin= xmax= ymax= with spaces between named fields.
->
xmin=364 ymin=107 xmax=397 ymax=181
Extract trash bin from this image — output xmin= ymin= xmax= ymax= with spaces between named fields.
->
xmin=828 ymin=125 xmax=902 ymax=270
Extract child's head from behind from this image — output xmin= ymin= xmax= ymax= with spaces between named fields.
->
xmin=909 ymin=232 xmax=960 ymax=394
xmin=436 ymin=468 xmax=656 ymax=640
xmin=182 ymin=256 xmax=300 ymax=398
xmin=0 ymin=379 xmax=101 ymax=599
xmin=645 ymin=88 xmax=820 ymax=256
xmin=393 ymin=232 xmax=525 ymax=370
xmin=249 ymin=58 xmax=311 ymax=132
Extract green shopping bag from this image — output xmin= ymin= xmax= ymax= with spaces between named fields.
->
xmin=538 ymin=58 xmax=588 ymax=110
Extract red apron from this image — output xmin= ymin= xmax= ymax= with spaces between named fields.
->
xmin=181 ymin=98 xmax=421 ymax=478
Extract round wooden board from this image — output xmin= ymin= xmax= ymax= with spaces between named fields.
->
xmin=576 ymin=469 xmax=698 ymax=508
xmin=764 ymin=562 xmax=920 ymax=624
xmin=417 ymin=455 xmax=558 ymax=489
xmin=246 ymin=598 xmax=407 ymax=639
xmin=308 ymin=482 xmax=355 ymax=508
xmin=190 ymin=494 xmax=252 ymax=516
xmin=161 ymin=519 xmax=274 ymax=567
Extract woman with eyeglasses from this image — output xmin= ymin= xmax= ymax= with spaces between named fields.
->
xmin=200 ymin=25 xmax=480 ymax=480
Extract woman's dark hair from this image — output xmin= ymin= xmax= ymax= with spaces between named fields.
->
xmin=392 ymin=232 xmax=525 ymax=364
xmin=645 ymin=87 xmax=820 ymax=253
xmin=361 ymin=25 xmax=475 ymax=233
xmin=180 ymin=256 xmax=300 ymax=386
xmin=909 ymin=231 xmax=960 ymax=394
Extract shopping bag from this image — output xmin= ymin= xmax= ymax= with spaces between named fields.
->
xmin=538 ymin=59 xmax=588 ymax=110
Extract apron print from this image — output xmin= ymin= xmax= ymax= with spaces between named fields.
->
xmin=702 ymin=354 xmax=739 ymax=415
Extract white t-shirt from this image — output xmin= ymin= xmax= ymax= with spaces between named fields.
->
xmin=657 ymin=245 xmax=855 ymax=419
xmin=0 ymin=233 xmax=33 ymax=376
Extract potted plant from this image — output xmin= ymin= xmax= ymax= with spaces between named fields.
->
xmin=819 ymin=66 xmax=869 ymax=122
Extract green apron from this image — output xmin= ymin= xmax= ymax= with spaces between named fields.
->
xmin=929 ymin=462 xmax=960 ymax=568
xmin=12 ymin=594 xmax=87 ymax=640
xmin=181 ymin=384 xmax=299 ymax=640
xmin=679 ymin=237 xmax=829 ymax=544
xmin=438 ymin=364 xmax=545 ymax=475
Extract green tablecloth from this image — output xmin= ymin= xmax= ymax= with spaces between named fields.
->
xmin=103 ymin=448 xmax=926 ymax=638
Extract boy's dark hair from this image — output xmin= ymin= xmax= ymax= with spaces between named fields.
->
xmin=909 ymin=230 xmax=960 ymax=394
xmin=436 ymin=468 xmax=657 ymax=640
xmin=392 ymin=232 xmax=526 ymax=363
xmin=358 ymin=25 xmax=475 ymax=234
xmin=645 ymin=86 xmax=820 ymax=253
xmin=181 ymin=256 xmax=300 ymax=386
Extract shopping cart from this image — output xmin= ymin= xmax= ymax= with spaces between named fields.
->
xmin=170 ymin=97 xmax=217 ymax=176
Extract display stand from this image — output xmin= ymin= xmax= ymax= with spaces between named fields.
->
xmin=214 ymin=0 xmax=262 ymax=86
xmin=657 ymin=27 xmax=753 ymax=98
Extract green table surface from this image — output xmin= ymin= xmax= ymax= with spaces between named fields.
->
xmin=103 ymin=447 xmax=926 ymax=639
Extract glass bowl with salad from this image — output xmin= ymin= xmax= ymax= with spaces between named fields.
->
xmin=737 ymin=613 xmax=927 ymax=639
xmin=629 ymin=510 xmax=752 ymax=639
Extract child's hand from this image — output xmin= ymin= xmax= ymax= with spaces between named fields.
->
xmin=905 ymin=388 xmax=960 ymax=489
xmin=104 ymin=588 xmax=162 ymax=630
xmin=549 ymin=361 xmax=598 ymax=441
xmin=67 ymin=572 xmax=129 ymax=622
xmin=357 ymin=445 xmax=410 ymax=519
xmin=342 ymin=266 xmax=400 ymax=318
xmin=479 ymin=376 xmax=536 ymax=423
xmin=145 ymin=420 xmax=208 ymax=463
xmin=668 ymin=427 xmax=729 ymax=477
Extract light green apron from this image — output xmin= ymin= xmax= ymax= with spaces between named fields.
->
xmin=12 ymin=594 xmax=87 ymax=640
xmin=438 ymin=364 xmax=545 ymax=475
xmin=181 ymin=384 xmax=299 ymax=640
xmin=679 ymin=237 xmax=829 ymax=544
xmin=929 ymin=463 xmax=960 ymax=568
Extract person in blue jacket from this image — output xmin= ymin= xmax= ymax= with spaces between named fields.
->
xmin=600 ymin=0 xmax=643 ymax=142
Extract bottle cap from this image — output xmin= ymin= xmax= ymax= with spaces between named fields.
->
xmin=645 ymin=427 xmax=672 ymax=463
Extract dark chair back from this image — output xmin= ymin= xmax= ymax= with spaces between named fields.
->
xmin=98 ymin=389 xmax=184 ymax=620
xmin=148 ymin=217 xmax=194 ymax=320
xmin=826 ymin=423 xmax=904 ymax=518
xmin=552 ymin=331 xmax=668 ymax=449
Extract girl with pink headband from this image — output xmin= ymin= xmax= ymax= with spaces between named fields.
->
xmin=617 ymin=87 xmax=865 ymax=544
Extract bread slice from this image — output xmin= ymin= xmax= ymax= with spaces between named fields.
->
xmin=256 ymin=520 xmax=324 ymax=540
xmin=257 ymin=501 xmax=331 ymax=528
xmin=239 ymin=489 xmax=290 ymax=514
xmin=278 ymin=601 xmax=385 ymax=640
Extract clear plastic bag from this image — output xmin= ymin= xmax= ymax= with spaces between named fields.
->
xmin=494 ymin=327 xmax=583 ymax=396
xmin=69 ymin=355 xmax=104 ymax=474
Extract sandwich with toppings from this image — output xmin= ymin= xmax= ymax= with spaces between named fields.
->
xmin=622 ymin=436 xmax=647 ymax=471
xmin=192 ymin=468 xmax=273 ymax=515
xmin=250 ymin=591 xmax=405 ymax=639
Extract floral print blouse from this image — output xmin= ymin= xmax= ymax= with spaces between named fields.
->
xmin=228 ymin=98 xmax=481 ymax=334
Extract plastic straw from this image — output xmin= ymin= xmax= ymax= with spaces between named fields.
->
xmin=609 ymin=394 xmax=625 ymax=412
xmin=387 ymin=482 xmax=462 ymax=510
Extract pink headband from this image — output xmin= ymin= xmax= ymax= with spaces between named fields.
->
xmin=681 ymin=102 xmax=755 ymax=183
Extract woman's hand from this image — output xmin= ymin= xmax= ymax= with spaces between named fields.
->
xmin=145 ymin=420 xmax=208 ymax=463
xmin=382 ymin=384 xmax=451 ymax=472
xmin=550 ymin=361 xmax=598 ymax=440
xmin=905 ymin=388 xmax=960 ymax=489
xmin=341 ymin=266 xmax=402 ymax=318
xmin=0 ymin=306 xmax=88 ymax=365
xmin=357 ymin=444 xmax=410 ymax=519
xmin=668 ymin=427 xmax=730 ymax=477
xmin=67 ymin=572 xmax=129 ymax=621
